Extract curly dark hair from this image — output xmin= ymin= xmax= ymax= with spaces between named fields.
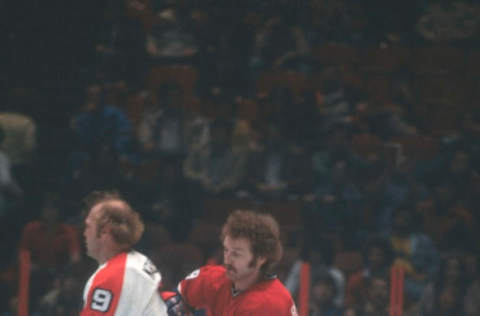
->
xmin=221 ymin=210 xmax=283 ymax=274
xmin=84 ymin=190 xmax=144 ymax=250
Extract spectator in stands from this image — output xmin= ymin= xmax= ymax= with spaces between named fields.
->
xmin=0 ymin=125 xmax=23 ymax=217
xmin=231 ymin=118 xmax=256 ymax=155
xmin=309 ymin=271 xmax=344 ymax=316
xmin=390 ymin=72 xmax=416 ymax=122
xmin=0 ymin=97 xmax=31 ymax=313
xmin=347 ymin=273 xmax=390 ymax=316
xmin=285 ymin=250 xmax=345 ymax=308
xmin=0 ymin=96 xmax=37 ymax=213
xmin=373 ymin=155 xmax=428 ymax=235
xmin=345 ymin=235 xmax=394 ymax=308
xmin=426 ymin=284 xmax=463 ymax=316
xmin=309 ymin=122 xmax=363 ymax=188
xmin=355 ymin=149 xmax=389 ymax=233
xmin=69 ymin=82 xmax=134 ymax=193
xmin=447 ymin=150 xmax=474 ymax=197
xmin=259 ymin=86 xmax=295 ymax=137
xmin=418 ymin=253 xmax=467 ymax=316
xmin=37 ymin=274 xmax=83 ymax=315
xmin=0 ymin=126 xmax=24 ymax=285
xmin=421 ymin=148 xmax=475 ymax=203
xmin=464 ymin=267 xmax=480 ymax=316
xmin=315 ymin=67 xmax=353 ymax=132
xmin=103 ymin=80 xmax=131 ymax=116
xmin=417 ymin=176 xmax=476 ymax=251
xmin=460 ymin=251 xmax=480 ymax=316
xmin=146 ymin=8 xmax=197 ymax=62
xmin=183 ymin=86 xmax=236 ymax=153
xmin=184 ymin=105 xmax=212 ymax=153
xmin=183 ymin=118 xmax=247 ymax=197
xmin=250 ymin=14 xmax=309 ymax=72
xmin=71 ymin=82 xmax=134 ymax=160
xmin=138 ymin=83 xmax=186 ymax=161
xmin=0 ymin=103 xmax=36 ymax=169
xmin=306 ymin=156 xmax=363 ymax=249
xmin=19 ymin=193 xmax=81 ymax=312
xmin=367 ymin=105 xmax=417 ymax=141
xmin=244 ymin=121 xmax=311 ymax=201
xmin=388 ymin=206 xmax=439 ymax=301
xmin=416 ymin=1 xmax=480 ymax=43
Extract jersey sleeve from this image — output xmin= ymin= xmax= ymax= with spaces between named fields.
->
xmin=114 ymin=265 xmax=166 ymax=316
xmin=80 ymin=256 xmax=127 ymax=316
xmin=114 ymin=254 xmax=166 ymax=316
xmin=143 ymin=292 xmax=168 ymax=316
xmin=177 ymin=265 xmax=224 ymax=310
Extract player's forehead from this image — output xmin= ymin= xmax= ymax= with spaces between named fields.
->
xmin=85 ymin=203 xmax=101 ymax=222
xmin=223 ymin=235 xmax=252 ymax=252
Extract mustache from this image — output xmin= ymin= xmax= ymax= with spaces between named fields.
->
xmin=224 ymin=264 xmax=236 ymax=272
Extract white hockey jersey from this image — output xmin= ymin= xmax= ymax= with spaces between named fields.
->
xmin=80 ymin=250 xmax=167 ymax=316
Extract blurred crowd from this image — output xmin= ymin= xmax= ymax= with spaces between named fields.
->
xmin=1 ymin=0 xmax=480 ymax=315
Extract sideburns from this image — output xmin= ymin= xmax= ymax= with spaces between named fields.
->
xmin=248 ymin=256 xmax=258 ymax=268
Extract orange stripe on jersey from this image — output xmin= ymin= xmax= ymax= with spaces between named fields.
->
xmin=81 ymin=253 xmax=128 ymax=316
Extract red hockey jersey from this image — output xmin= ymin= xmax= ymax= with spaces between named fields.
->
xmin=178 ymin=265 xmax=298 ymax=316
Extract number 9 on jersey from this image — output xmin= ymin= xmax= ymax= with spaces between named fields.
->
xmin=91 ymin=288 xmax=113 ymax=312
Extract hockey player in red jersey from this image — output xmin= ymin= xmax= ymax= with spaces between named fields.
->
xmin=164 ymin=209 xmax=298 ymax=316
xmin=80 ymin=191 xmax=167 ymax=316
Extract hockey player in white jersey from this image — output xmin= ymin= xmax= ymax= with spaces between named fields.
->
xmin=80 ymin=191 xmax=167 ymax=316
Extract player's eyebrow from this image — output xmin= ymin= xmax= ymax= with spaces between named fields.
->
xmin=230 ymin=246 xmax=248 ymax=254
xmin=223 ymin=245 xmax=245 ymax=252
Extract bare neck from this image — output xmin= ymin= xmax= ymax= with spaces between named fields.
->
xmin=97 ymin=241 xmax=127 ymax=265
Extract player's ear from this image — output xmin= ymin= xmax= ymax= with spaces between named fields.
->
xmin=99 ymin=223 xmax=112 ymax=238
xmin=257 ymin=256 xmax=267 ymax=267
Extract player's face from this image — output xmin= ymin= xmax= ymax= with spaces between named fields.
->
xmin=84 ymin=204 xmax=103 ymax=261
xmin=223 ymin=235 xmax=265 ymax=287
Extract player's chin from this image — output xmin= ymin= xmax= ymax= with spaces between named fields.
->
xmin=85 ymin=247 xmax=94 ymax=259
